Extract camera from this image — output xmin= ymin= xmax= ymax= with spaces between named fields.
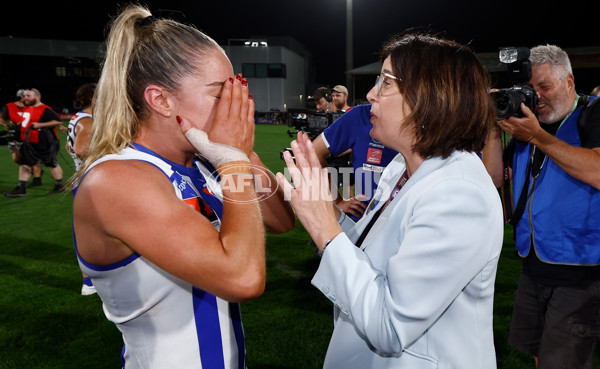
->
xmin=285 ymin=109 xmax=344 ymax=141
xmin=0 ymin=129 xmax=17 ymax=146
xmin=491 ymin=47 xmax=538 ymax=120
xmin=280 ymin=109 xmax=352 ymax=188
xmin=280 ymin=109 xmax=344 ymax=161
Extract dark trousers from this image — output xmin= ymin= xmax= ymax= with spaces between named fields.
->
xmin=508 ymin=273 xmax=600 ymax=369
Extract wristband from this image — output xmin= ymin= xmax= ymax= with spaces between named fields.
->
xmin=317 ymin=238 xmax=335 ymax=257
xmin=185 ymin=128 xmax=250 ymax=167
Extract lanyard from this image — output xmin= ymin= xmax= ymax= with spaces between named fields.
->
xmin=530 ymin=97 xmax=578 ymax=172
xmin=381 ymin=170 xmax=409 ymax=212
xmin=356 ymin=170 xmax=408 ymax=248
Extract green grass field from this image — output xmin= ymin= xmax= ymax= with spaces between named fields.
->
xmin=0 ymin=124 xmax=592 ymax=368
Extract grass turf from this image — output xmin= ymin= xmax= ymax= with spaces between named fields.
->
xmin=0 ymin=124 xmax=595 ymax=368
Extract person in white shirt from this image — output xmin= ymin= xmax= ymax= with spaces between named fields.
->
xmin=278 ymin=32 xmax=503 ymax=369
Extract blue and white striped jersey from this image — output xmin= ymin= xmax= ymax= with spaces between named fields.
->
xmin=66 ymin=111 xmax=93 ymax=171
xmin=75 ymin=144 xmax=246 ymax=369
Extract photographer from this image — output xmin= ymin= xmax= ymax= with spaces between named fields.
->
xmin=312 ymin=87 xmax=338 ymax=113
xmin=483 ymin=44 xmax=600 ymax=368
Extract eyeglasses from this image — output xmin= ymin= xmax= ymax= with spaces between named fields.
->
xmin=375 ymin=72 xmax=400 ymax=95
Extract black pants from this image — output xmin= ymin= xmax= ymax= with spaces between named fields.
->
xmin=19 ymin=128 xmax=58 ymax=167
xmin=508 ymin=273 xmax=600 ymax=369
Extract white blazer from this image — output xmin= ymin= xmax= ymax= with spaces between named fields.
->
xmin=312 ymin=151 xmax=504 ymax=369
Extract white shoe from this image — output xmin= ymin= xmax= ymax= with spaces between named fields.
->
xmin=81 ymin=284 xmax=97 ymax=296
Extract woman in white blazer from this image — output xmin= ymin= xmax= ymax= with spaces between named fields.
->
xmin=277 ymin=32 xmax=504 ymax=369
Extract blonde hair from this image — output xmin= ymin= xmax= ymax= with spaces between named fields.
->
xmin=70 ymin=4 xmax=222 ymax=187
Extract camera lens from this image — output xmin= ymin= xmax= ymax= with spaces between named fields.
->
xmin=492 ymin=89 xmax=526 ymax=120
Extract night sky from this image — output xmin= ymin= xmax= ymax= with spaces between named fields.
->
xmin=2 ymin=0 xmax=598 ymax=89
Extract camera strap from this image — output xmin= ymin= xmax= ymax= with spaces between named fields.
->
xmin=507 ymin=153 xmax=532 ymax=226
xmin=500 ymin=132 xmax=514 ymax=223
xmin=355 ymin=205 xmax=384 ymax=248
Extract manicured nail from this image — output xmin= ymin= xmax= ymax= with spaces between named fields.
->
xmin=236 ymin=74 xmax=242 ymax=81
xmin=242 ymin=78 xmax=248 ymax=86
xmin=228 ymin=77 xmax=234 ymax=84
xmin=176 ymin=116 xmax=182 ymax=124
xmin=248 ymin=94 xmax=253 ymax=100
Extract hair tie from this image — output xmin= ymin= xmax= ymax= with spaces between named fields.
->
xmin=137 ymin=15 xmax=156 ymax=28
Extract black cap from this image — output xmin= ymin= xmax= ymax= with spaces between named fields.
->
xmin=312 ymin=87 xmax=331 ymax=101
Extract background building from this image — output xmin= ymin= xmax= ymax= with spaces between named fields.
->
xmin=225 ymin=36 xmax=313 ymax=114
xmin=0 ymin=36 xmax=315 ymax=118
xmin=2 ymin=35 xmax=600 ymax=119
xmin=0 ymin=37 xmax=102 ymax=117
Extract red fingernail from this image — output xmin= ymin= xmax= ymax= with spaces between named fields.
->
xmin=176 ymin=116 xmax=182 ymax=124
xmin=228 ymin=77 xmax=234 ymax=84
xmin=248 ymin=94 xmax=253 ymax=100
xmin=242 ymin=78 xmax=248 ymax=86
xmin=236 ymin=74 xmax=242 ymax=81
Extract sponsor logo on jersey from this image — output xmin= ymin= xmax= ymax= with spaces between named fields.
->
xmin=369 ymin=140 xmax=385 ymax=149
xmin=366 ymin=148 xmax=383 ymax=165
xmin=362 ymin=163 xmax=384 ymax=173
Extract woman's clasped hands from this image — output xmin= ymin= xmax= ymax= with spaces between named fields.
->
xmin=277 ymin=132 xmax=342 ymax=251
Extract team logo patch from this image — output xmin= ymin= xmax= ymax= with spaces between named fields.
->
xmin=366 ymin=148 xmax=383 ymax=164
xmin=183 ymin=197 xmax=218 ymax=223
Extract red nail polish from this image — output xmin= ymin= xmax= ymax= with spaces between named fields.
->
xmin=228 ymin=77 xmax=234 ymax=84
xmin=248 ymin=94 xmax=253 ymax=100
xmin=176 ymin=116 xmax=182 ymax=124
xmin=236 ymin=74 xmax=242 ymax=81
xmin=242 ymin=78 xmax=248 ymax=86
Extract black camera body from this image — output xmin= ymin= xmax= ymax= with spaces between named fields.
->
xmin=493 ymin=83 xmax=538 ymax=120
xmin=280 ymin=109 xmax=344 ymax=161
xmin=0 ymin=129 xmax=18 ymax=146
xmin=492 ymin=47 xmax=538 ymax=120
xmin=280 ymin=109 xmax=352 ymax=189
xmin=286 ymin=109 xmax=343 ymax=140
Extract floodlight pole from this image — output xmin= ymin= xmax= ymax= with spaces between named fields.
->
xmin=346 ymin=0 xmax=353 ymax=103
